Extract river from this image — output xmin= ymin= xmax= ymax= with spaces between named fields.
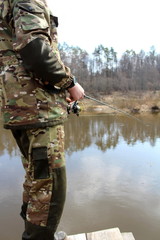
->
xmin=0 ymin=113 xmax=160 ymax=240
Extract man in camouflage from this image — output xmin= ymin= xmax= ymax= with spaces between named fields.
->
xmin=0 ymin=0 xmax=84 ymax=239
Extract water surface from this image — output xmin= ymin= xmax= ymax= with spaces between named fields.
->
xmin=0 ymin=114 xmax=160 ymax=240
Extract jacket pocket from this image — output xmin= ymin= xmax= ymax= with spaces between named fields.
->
xmin=16 ymin=2 xmax=49 ymax=31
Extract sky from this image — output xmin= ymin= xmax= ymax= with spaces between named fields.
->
xmin=47 ymin=0 xmax=160 ymax=57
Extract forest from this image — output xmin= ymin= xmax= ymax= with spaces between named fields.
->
xmin=59 ymin=43 xmax=160 ymax=95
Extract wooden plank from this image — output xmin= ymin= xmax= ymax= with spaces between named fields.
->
xmin=87 ymin=228 xmax=124 ymax=240
xmin=67 ymin=233 xmax=87 ymax=240
xmin=122 ymin=233 xmax=135 ymax=240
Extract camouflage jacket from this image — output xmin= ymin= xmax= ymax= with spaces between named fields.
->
xmin=0 ymin=0 xmax=74 ymax=129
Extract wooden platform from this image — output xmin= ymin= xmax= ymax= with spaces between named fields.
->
xmin=67 ymin=228 xmax=135 ymax=240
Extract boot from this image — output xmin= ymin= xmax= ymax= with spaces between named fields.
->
xmin=22 ymin=221 xmax=54 ymax=240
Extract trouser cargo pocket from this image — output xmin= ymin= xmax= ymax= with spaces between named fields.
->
xmin=32 ymin=147 xmax=50 ymax=179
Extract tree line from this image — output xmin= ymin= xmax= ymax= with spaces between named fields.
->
xmin=59 ymin=43 xmax=160 ymax=95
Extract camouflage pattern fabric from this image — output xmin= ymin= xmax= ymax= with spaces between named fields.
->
xmin=1 ymin=62 xmax=68 ymax=129
xmin=0 ymin=0 xmax=73 ymax=129
xmin=12 ymin=124 xmax=66 ymax=227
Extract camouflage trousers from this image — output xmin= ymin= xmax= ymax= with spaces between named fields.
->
xmin=11 ymin=124 xmax=66 ymax=240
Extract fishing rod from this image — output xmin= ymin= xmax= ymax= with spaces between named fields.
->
xmin=84 ymin=95 xmax=149 ymax=126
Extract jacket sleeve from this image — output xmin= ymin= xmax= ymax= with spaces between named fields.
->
xmin=12 ymin=0 xmax=74 ymax=89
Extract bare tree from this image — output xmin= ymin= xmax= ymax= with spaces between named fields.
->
xmin=59 ymin=43 xmax=160 ymax=94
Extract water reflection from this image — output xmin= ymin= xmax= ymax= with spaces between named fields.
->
xmin=0 ymin=125 xmax=18 ymax=157
xmin=63 ymin=114 xmax=160 ymax=240
xmin=65 ymin=114 xmax=160 ymax=153
xmin=0 ymin=114 xmax=160 ymax=240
